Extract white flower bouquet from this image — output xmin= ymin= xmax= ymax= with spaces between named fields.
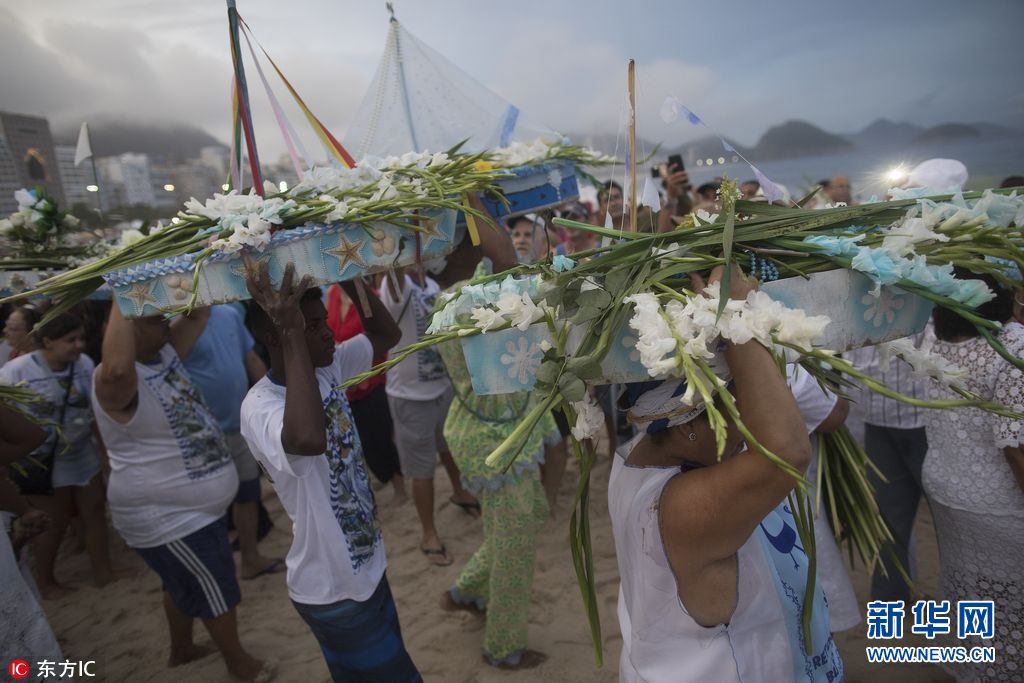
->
xmin=340 ymin=179 xmax=1024 ymax=662
xmin=0 ymin=187 xmax=104 ymax=297
xmin=3 ymin=150 xmax=505 ymax=321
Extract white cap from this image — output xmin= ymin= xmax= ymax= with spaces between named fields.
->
xmin=907 ymin=158 xmax=968 ymax=191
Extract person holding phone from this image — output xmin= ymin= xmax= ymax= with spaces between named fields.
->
xmin=656 ymin=154 xmax=692 ymax=233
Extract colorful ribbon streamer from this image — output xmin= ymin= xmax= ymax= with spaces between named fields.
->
xmin=238 ymin=16 xmax=356 ymax=169
xmin=227 ymin=1 xmax=263 ymax=194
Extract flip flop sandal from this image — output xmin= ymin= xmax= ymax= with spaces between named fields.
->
xmin=242 ymin=558 xmax=286 ymax=581
xmin=449 ymin=497 xmax=482 ymax=518
xmin=421 ymin=545 xmax=453 ymax=567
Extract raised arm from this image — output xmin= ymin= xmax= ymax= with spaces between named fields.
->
xmin=169 ymin=306 xmax=211 ymax=358
xmin=816 ymin=397 xmax=849 ymax=433
xmin=246 ymin=259 xmax=325 ymax=456
xmin=94 ymin=305 xmax=139 ymax=416
xmin=661 ymin=265 xmax=811 ymax=569
xmin=339 ymin=279 xmax=400 ymax=358
xmin=466 ymin=193 xmax=517 ymax=274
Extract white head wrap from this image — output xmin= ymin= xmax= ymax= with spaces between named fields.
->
xmin=907 ymin=158 xmax=968 ymax=192
xmin=626 ymin=378 xmax=724 ymax=434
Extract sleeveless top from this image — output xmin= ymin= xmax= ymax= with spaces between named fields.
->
xmin=92 ymin=345 xmax=236 ymax=548
xmin=609 ymin=437 xmax=844 ymax=683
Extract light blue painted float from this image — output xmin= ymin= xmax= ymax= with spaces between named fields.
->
xmin=460 ymin=269 xmax=933 ymax=395
xmin=104 ymin=209 xmax=457 ymax=317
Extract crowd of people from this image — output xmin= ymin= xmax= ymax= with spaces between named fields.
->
xmin=0 ymin=162 xmax=1021 ymax=682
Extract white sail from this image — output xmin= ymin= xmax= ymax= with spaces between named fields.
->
xmin=343 ymin=17 xmax=559 ymax=158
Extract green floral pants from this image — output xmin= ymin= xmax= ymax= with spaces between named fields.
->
xmin=454 ymin=472 xmax=549 ymax=660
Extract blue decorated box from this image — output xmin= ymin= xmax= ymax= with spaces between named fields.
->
xmin=478 ymin=159 xmax=580 ymax=219
xmin=104 ymin=209 xmax=457 ymax=317
xmin=459 ymin=269 xmax=933 ymax=395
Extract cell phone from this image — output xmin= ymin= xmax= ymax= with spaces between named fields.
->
xmin=667 ymin=154 xmax=684 ymax=172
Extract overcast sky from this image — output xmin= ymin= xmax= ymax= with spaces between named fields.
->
xmin=2 ymin=0 xmax=1022 ymax=160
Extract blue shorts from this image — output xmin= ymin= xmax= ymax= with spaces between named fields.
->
xmin=135 ymin=518 xmax=240 ymax=620
xmin=293 ymin=575 xmax=421 ymax=683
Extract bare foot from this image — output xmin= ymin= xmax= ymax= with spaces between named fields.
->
xmin=38 ymin=582 xmax=75 ymax=601
xmin=439 ymin=590 xmax=485 ymax=618
xmin=391 ymin=488 xmax=409 ymax=506
xmin=95 ymin=566 xmax=137 ymax=588
xmin=241 ymin=557 xmax=286 ymax=581
xmin=168 ymin=643 xmax=214 ymax=667
xmin=484 ymin=649 xmax=548 ymax=670
xmin=228 ymin=655 xmax=275 ymax=682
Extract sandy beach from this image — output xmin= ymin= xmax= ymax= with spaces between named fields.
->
xmin=42 ymin=446 xmax=952 ymax=682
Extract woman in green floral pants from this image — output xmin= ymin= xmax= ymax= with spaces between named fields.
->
xmin=437 ymin=331 xmax=555 ymax=670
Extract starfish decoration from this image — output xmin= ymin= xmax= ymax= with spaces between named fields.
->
xmin=121 ymin=280 xmax=158 ymax=316
xmin=324 ymin=234 xmax=368 ymax=274
xmin=417 ymin=216 xmax=445 ymax=249
xmin=229 ymin=252 xmax=273 ymax=280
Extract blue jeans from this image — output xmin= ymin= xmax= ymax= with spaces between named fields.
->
xmin=292 ymin=575 xmax=421 ymax=683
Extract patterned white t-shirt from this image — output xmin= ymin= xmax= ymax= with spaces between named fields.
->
xmin=240 ymin=335 xmax=384 ymax=605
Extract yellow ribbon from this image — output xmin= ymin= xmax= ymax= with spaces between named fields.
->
xmin=462 ymin=194 xmax=481 ymax=246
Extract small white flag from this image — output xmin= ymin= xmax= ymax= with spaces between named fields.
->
xmin=73 ymin=122 xmax=92 ymax=167
xmin=640 ymin=176 xmax=662 ymax=212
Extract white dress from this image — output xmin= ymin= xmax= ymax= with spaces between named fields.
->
xmin=921 ymin=323 xmax=1024 ymax=683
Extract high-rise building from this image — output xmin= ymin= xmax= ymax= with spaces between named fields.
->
xmin=0 ymin=138 xmax=21 ymax=214
xmin=95 ymin=153 xmax=155 ymax=209
xmin=56 ymin=145 xmax=94 ymax=209
xmin=199 ymin=145 xmax=229 ymax=180
xmin=0 ymin=111 xmax=65 ymax=205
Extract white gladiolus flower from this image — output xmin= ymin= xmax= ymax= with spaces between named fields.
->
xmin=880 ymin=338 xmax=968 ymax=388
xmin=570 ymin=395 xmax=605 ymax=441
xmin=14 ymin=189 xmax=36 ymax=210
xmin=539 ymin=339 xmax=553 ymax=352
xmin=119 ymin=229 xmax=146 ymax=247
xmin=429 ymin=152 xmax=449 ymax=168
xmin=61 ymin=214 xmax=80 ymax=229
xmin=626 ymin=293 xmax=678 ymax=376
xmin=881 ymin=216 xmax=950 ymax=256
xmin=470 ymin=307 xmax=505 ymax=332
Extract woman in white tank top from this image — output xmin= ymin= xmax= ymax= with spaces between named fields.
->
xmin=608 ymin=265 xmax=844 ymax=682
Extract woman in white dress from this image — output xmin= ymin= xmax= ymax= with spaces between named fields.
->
xmin=922 ymin=270 xmax=1024 ymax=683
xmin=0 ymin=311 xmax=118 ymax=598
xmin=609 ymin=265 xmax=843 ymax=683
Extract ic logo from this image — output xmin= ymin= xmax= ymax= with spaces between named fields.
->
xmin=7 ymin=659 xmax=30 ymax=680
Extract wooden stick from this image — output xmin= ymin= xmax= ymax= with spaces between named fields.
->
xmin=627 ymin=58 xmax=637 ymax=233
xmin=353 ymin=277 xmax=373 ymax=318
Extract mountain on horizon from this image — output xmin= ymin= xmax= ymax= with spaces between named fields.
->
xmin=845 ymin=118 xmax=924 ymax=147
xmin=54 ymin=119 xmax=226 ymax=163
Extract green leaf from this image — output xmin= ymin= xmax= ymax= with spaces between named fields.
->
xmin=604 ymin=268 xmax=629 ymax=294
xmin=577 ymin=288 xmax=612 ymax=310
xmin=535 ymin=360 xmax=561 ymax=386
xmin=568 ymin=356 xmax=602 ymax=380
xmin=539 ymin=282 xmax=563 ymax=307
xmin=571 ymin=305 xmax=602 ymax=324
xmin=558 ymin=372 xmax=587 ymax=403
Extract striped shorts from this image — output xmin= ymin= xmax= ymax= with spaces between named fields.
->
xmin=135 ymin=518 xmax=241 ymax=620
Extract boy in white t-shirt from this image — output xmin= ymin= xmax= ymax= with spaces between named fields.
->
xmin=239 ymin=262 xmax=419 ymax=682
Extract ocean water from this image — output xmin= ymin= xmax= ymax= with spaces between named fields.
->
xmin=679 ymin=137 xmax=1024 ymax=201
